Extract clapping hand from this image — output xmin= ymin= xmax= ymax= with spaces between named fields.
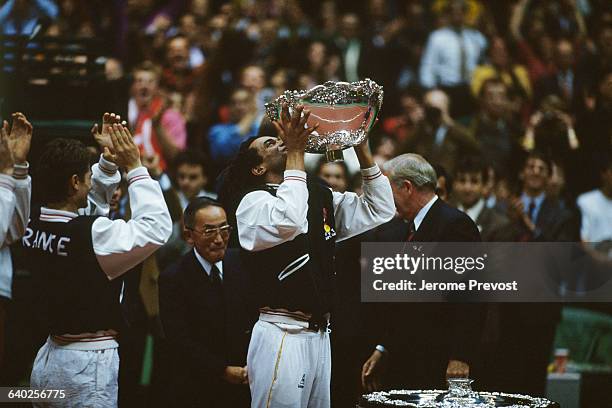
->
xmin=107 ymin=124 xmax=142 ymax=172
xmin=0 ymin=121 xmax=13 ymax=175
xmin=91 ymin=113 xmax=124 ymax=161
xmin=5 ymin=112 xmax=33 ymax=164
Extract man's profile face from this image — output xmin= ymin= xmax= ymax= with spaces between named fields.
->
xmin=390 ymin=180 xmax=411 ymax=220
xmin=453 ymin=172 xmax=484 ymax=208
xmin=249 ymin=136 xmax=287 ymax=176
xmin=522 ymin=158 xmax=549 ymax=193
xmin=176 ymin=163 xmax=206 ymax=200
xmin=187 ymin=206 xmax=229 ymax=263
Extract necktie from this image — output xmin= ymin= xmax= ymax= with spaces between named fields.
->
xmin=210 ymin=264 xmax=222 ymax=287
xmin=457 ymin=30 xmax=468 ymax=83
xmin=406 ymin=221 xmax=417 ymax=242
xmin=528 ymin=200 xmax=536 ymax=223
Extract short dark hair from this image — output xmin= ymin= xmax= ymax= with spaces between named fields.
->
xmin=523 ymin=151 xmax=553 ymax=174
xmin=37 ymin=138 xmax=91 ymax=205
xmin=479 ymin=77 xmax=506 ymax=99
xmin=217 ymin=136 xmax=265 ymax=211
xmin=454 ymin=156 xmax=489 ymax=184
xmin=316 ymin=157 xmax=349 ymax=179
xmin=432 ymin=163 xmax=453 ymax=196
xmin=183 ymin=197 xmax=224 ymax=229
xmin=172 ymin=149 xmax=207 ymax=174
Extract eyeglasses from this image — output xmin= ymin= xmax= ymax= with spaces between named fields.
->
xmin=188 ymin=225 xmax=233 ymax=239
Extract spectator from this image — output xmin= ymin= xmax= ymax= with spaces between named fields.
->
xmin=240 ymin=64 xmax=275 ymax=114
xmin=316 ymin=159 xmax=349 ymax=193
xmin=382 ymin=88 xmax=424 ymax=145
xmin=129 ymin=61 xmax=187 ymax=171
xmin=208 ymin=88 xmax=260 ymax=172
xmin=577 ymin=154 xmax=612 ymax=245
xmin=161 ymin=35 xmax=200 ymax=109
xmin=534 ymin=38 xmax=585 ymax=112
xmin=432 ymin=163 xmax=452 ymax=202
xmin=471 ymin=36 xmax=532 ymax=114
xmin=407 ymin=89 xmax=480 ymax=174
xmin=452 ymin=156 xmax=516 ymax=241
xmin=508 ymin=151 xmax=577 ymax=242
xmin=470 ymin=78 xmax=522 ymax=173
xmin=419 ymin=0 xmax=487 ymax=117
xmin=157 ymin=150 xmax=216 ymax=272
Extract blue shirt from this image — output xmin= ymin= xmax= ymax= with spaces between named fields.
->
xmin=521 ymin=192 xmax=545 ymax=224
xmin=208 ymin=121 xmax=259 ymax=163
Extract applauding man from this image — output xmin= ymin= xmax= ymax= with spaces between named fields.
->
xmin=0 ymin=113 xmax=32 ymax=368
xmin=26 ymin=124 xmax=171 ymax=407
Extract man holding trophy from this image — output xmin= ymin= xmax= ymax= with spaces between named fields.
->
xmin=223 ymin=80 xmax=395 ymax=408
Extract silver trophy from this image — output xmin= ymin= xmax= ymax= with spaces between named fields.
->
xmin=265 ymin=79 xmax=383 ymax=162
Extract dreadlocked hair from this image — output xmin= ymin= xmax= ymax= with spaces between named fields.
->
xmin=217 ymin=136 xmax=264 ymax=214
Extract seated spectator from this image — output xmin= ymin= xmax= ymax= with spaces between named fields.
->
xmin=452 ymin=156 xmax=516 ymax=241
xmin=129 ymin=61 xmax=187 ymax=171
xmin=317 ymin=159 xmax=349 ymax=193
xmin=208 ymin=88 xmax=261 ymax=171
xmin=407 ymin=89 xmax=479 ymax=174
xmin=158 ymin=198 xmax=253 ymax=407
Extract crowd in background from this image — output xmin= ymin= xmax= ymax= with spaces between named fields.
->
xmin=1 ymin=0 xmax=612 ymax=406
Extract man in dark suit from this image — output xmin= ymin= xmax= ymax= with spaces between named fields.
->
xmin=452 ymin=156 xmax=518 ymax=242
xmin=158 ymin=198 xmax=254 ymax=407
xmin=360 ymin=153 xmax=483 ymax=392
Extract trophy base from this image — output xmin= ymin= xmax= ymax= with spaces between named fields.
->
xmin=325 ymin=149 xmax=344 ymax=162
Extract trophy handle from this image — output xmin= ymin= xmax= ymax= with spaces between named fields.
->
xmin=325 ymin=146 xmax=344 ymax=162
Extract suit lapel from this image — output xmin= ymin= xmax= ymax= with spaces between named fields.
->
xmin=412 ymin=199 xmax=442 ymax=242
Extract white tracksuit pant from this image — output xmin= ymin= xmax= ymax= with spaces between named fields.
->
xmin=248 ymin=313 xmax=331 ymax=408
xmin=30 ymin=336 xmax=119 ymax=408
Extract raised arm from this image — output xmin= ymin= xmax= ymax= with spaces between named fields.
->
xmin=84 ymin=113 xmax=123 ymax=216
xmin=2 ymin=113 xmax=32 ymax=244
xmin=92 ymin=124 xmax=172 ymax=280
xmin=333 ymin=130 xmax=395 ymax=242
xmin=237 ymin=105 xmax=318 ymax=251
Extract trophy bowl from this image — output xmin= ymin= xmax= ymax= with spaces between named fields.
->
xmin=265 ymin=79 xmax=383 ymax=161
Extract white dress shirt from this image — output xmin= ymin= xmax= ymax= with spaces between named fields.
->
xmin=420 ymin=27 xmax=487 ymax=88
xmin=413 ymin=195 xmax=439 ymax=231
xmin=577 ymin=189 xmax=612 ymax=242
xmin=237 ymin=164 xmax=395 ymax=251
xmin=458 ymin=198 xmax=485 ymax=225
xmin=193 ymin=248 xmax=223 ymax=281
